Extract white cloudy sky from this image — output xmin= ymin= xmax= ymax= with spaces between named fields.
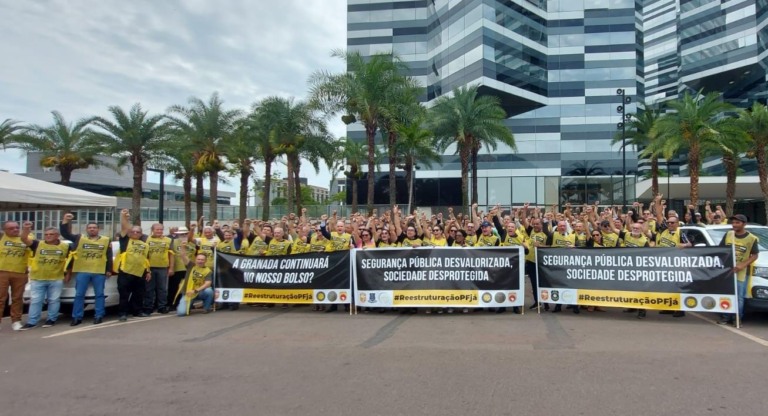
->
xmin=0 ymin=0 xmax=347 ymax=192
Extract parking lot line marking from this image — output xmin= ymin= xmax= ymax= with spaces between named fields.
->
xmin=690 ymin=312 xmax=768 ymax=347
xmin=41 ymin=315 xmax=173 ymax=339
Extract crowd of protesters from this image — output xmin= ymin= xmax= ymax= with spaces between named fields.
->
xmin=0 ymin=194 xmax=758 ymax=331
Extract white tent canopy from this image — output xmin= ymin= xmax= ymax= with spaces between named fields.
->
xmin=0 ymin=171 xmax=117 ymax=210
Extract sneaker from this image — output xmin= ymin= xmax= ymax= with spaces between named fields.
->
xmin=447 ymin=308 xmax=454 ymax=314
xmin=672 ymin=311 xmax=685 ymax=318
xmin=717 ymin=318 xmax=734 ymax=325
xmin=19 ymin=323 xmax=36 ymax=330
xmin=93 ymin=317 xmax=103 ymax=325
xmin=462 ymin=308 xmax=469 ymax=314
xmin=118 ymin=314 xmax=128 ymax=322
xmin=637 ymin=310 xmax=646 ymax=319
xmin=12 ymin=321 xmax=23 ymax=331
xmin=138 ymin=312 xmax=151 ymax=317
xmin=42 ymin=320 xmax=56 ymax=328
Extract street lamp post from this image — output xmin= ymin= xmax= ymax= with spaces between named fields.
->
xmin=147 ymin=168 xmax=165 ymax=224
xmin=616 ymin=89 xmax=632 ymax=209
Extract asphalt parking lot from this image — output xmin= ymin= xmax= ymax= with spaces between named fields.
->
xmin=1 ymin=305 xmax=767 ymax=416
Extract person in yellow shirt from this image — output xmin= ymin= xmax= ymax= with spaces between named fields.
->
xmin=60 ymin=213 xmax=113 ymax=326
xmin=169 ymin=226 xmax=195 ymax=309
xmin=718 ymin=214 xmax=759 ymax=326
xmin=0 ymin=220 xmax=31 ymax=331
xmin=143 ymin=223 xmax=174 ymax=315
xmin=116 ymin=209 xmax=152 ymax=321
xmin=175 ymin=243 xmax=213 ymax=316
xmin=19 ymin=224 xmax=72 ymax=329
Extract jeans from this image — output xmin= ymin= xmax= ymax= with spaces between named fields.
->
xmin=525 ymin=261 xmax=539 ymax=303
xmin=117 ymin=272 xmax=145 ymax=316
xmin=144 ymin=267 xmax=169 ymax=313
xmin=28 ymin=279 xmax=64 ymax=325
xmin=721 ymin=279 xmax=748 ymax=321
xmin=72 ymin=272 xmax=106 ymax=319
xmin=177 ymin=287 xmax=214 ymax=316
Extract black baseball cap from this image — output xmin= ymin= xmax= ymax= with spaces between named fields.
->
xmin=730 ymin=214 xmax=748 ymax=223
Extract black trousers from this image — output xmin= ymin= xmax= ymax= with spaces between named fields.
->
xmin=525 ymin=261 xmax=539 ymax=304
xmin=118 ymin=272 xmax=145 ymax=316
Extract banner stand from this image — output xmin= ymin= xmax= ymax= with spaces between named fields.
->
xmin=212 ymin=247 xmax=217 ymax=313
xmin=534 ymin=246 xmax=541 ymax=314
xmin=732 ymin=245 xmax=740 ymax=329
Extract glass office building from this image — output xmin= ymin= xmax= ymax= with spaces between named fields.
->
xmin=346 ymin=0 xmax=768 ymax=208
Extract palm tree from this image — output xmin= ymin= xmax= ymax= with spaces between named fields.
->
xmin=612 ymin=106 xmax=663 ymax=197
xmin=651 ymin=90 xmax=736 ymax=207
xmin=223 ymin=116 xmax=262 ymax=223
xmin=17 ymin=111 xmax=102 ymax=186
xmin=259 ymin=96 xmax=333 ymax=214
xmin=429 ymin=85 xmax=515 ymax=212
xmin=309 ymin=50 xmax=409 ymax=212
xmin=338 ymin=137 xmax=368 ymax=214
xmin=379 ymin=78 xmax=423 ymax=206
xmin=471 ymin=121 xmax=516 ymax=204
xmin=702 ymin=117 xmax=749 ymax=217
xmin=395 ymin=120 xmax=440 ymax=212
xmin=0 ymin=119 xmax=27 ymax=149
xmin=249 ymin=101 xmax=281 ymax=221
xmin=159 ymin=131 xmax=197 ymax=226
xmin=93 ymin=104 xmax=169 ymax=225
xmin=167 ymin=93 xmax=242 ymax=220
xmin=737 ymin=102 xmax=768 ymax=221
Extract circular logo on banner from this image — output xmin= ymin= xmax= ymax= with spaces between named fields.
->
xmin=494 ymin=292 xmax=506 ymax=304
xmin=508 ymin=293 xmax=517 ymax=302
xmin=378 ymin=292 xmax=390 ymax=304
xmin=359 ymin=293 xmax=368 ymax=303
xmin=328 ymin=291 xmax=338 ymax=302
xmin=481 ymin=292 xmax=492 ymax=303
xmin=719 ymin=298 xmax=731 ymax=310
xmin=701 ymin=296 xmax=716 ymax=310
xmin=684 ymin=296 xmax=697 ymax=309
xmin=316 ymin=292 xmax=326 ymax=302
xmin=540 ymin=290 xmax=549 ymax=301
xmin=339 ymin=292 xmax=347 ymax=301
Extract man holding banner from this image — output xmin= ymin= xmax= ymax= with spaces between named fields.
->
xmin=718 ymin=214 xmax=759 ymax=326
xmin=175 ymin=243 xmax=213 ymax=316
xmin=320 ymin=214 xmax=353 ymax=313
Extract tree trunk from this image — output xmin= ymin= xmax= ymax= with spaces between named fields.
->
xmin=183 ymin=173 xmax=192 ymax=227
xmin=366 ymin=123 xmax=377 ymax=213
xmin=262 ymin=156 xmax=273 ymax=221
xmin=650 ymin=157 xmax=659 ymax=198
xmin=209 ymin=170 xmax=218 ymax=220
xmin=404 ymin=161 xmax=413 ymax=212
xmin=756 ymin=144 xmax=768 ymax=223
xmin=388 ymin=130 xmax=397 ymax=206
xmin=471 ymin=141 xmax=480 ymax=204
xmin=195 ymin=172 xmax=204 ymax=221
xmin=239 ymin=168 xmax=249 ymax=224
xmin=459 ymin=142 xmax=471 ymax=215
xmin=131 ymin=163 xmax=143 ymax=226
xmin=723 ymin=153 xmax=737 ymax=218
xmin=285 ymin=156 xmax=295 ymax=214
xmin=59 ymin=168 xmax=73 ymax=187
xmin=293 ymin=157 xmax=302 ymax=214
xmin=689 ymin=140 xmax=700 ymax=208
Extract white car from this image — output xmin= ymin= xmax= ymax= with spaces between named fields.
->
xmin=21 ymin=241 xmax=120 ymax=310
xmin=681 ymin=224 xmax=768 ymax=313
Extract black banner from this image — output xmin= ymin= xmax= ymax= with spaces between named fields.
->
xmin=354 ymin=247 xmax=524 ymax=308
xmin=216 ymin=251 xmax=351 ymax=304
xmin=536 ymin=247 xmax=736 ymax=312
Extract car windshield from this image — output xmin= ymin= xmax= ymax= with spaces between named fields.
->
xmin=707 ymin=227 xmax=768 ymax=251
